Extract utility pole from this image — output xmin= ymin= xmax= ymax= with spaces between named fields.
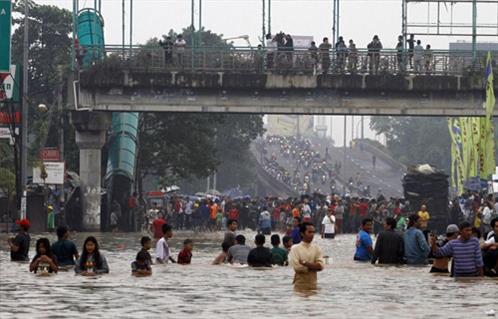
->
xmin=471 ymin=0 xmax=477 ymax=64
xmin=130 ymin=0 xmax=133 ymax=55
xmin=198 ymin=0 xmax=202 ymax=46
xmin=262 ymin=0 xmax=266 ymax=46
xmin=122 ymin=0 xmax=125 ymax=56
xmin=21 ymin=0 xmax=29 ymax=219
xmin=361 ymin=116 xmax=364 ymax=139
xmin=268 ymin=0 xmax=271 ymax=36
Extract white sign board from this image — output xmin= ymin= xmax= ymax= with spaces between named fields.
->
xmin=33 ymin=162 xmax=65 ymax=185
xmin=3 ymin=65 xmax=15 ymax=99
xmin=0 ymin=126 xmax=13 ymax=144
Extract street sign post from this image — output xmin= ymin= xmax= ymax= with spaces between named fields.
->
xmin=0 ymin=0 xmax=12 ymax=73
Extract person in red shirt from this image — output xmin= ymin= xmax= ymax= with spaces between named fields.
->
xmin=151 ymin=212 xmax=167 ymax=240
xmin=177 ymin=239 xmax=193 ymax=264
xmin=228 ymin=206 xmax=239 ymax=221
xmin=359 ymin=199 xmax=369 ymax=218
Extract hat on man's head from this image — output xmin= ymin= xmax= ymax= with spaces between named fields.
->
xmin=446 ymin=224 xmax=459 ymax=234
xmin=16 ymin=219 xmax=31 ymax=229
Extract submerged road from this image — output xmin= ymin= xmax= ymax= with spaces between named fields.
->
xmin=1 ymin=231 xmax=496 ymax=318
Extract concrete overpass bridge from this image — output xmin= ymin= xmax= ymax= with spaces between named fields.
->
xmin=70 ymin=45 xmax=497 ymax=230
xmin=75 ymin=46 xmax=498 ymax=117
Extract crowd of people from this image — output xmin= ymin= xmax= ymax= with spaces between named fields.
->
xmin=258 ymin=135 xmax=341 ymax=194
xmin=254 ymin=32 xmax=436 ymax=75
xmin=7 ymin=194 xmax=497 ymax=283
xmin=142 ymin=30 xmax=440 ymax=76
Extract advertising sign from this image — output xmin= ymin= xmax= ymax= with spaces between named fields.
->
xmin=33 ymin=162 xmax=65 ymax=185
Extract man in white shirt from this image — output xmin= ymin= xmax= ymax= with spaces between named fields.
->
xmin=289 ymin=222 xmax=325 ymax=289
xmin=321 ymin=210 xmax=336 ymax=239
xmin=156 ymin=224 xmax=176 ymax=264
xmin=413 ymin=40 xmax=424 ymax=73
xmin=174 ymin=34 xmax=187 ymax=66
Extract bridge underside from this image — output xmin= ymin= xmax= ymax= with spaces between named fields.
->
xmin=80 ymin=88 xmax=491 ymax=116
xmin=78 ymin=72 xmax=497 ymax=116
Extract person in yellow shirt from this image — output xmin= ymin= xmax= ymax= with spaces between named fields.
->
xmin=289 ymin=222 xmax=324 ymax=290
xmin=417 ymin=205 xmax=430 ymax=229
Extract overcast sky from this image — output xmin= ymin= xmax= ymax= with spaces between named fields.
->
xmin=36 ymin=0 xmax=498 ymax=146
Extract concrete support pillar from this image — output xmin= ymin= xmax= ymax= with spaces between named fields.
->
xmin=71 ymin=111 xmax=112 ymax=231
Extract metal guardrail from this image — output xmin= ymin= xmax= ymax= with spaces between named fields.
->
xmin=80 ymin=45 xmax=494 ymax=76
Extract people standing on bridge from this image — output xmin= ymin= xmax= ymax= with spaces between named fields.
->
xmin=424 ymin=45 xmax=433 ymax=74
xmin=407 ymin=34 xmax=415 ymax=68
xmin=371 ymin=217 xmax=404 ymax=265
xmin=75 ymin=236 xmax=110 ymax=275
xmin=354 ymin=218 xmax=374 ymax=261
xmin=367 ymin=35 xmax=383 ymax=74
xmin=335 ymin=36 xmax=347 ymax=73
xmin=413 ymin=40 xmax=424 ymax=74
xmin=348 ymin=40 xmax=358 ymax=74
xmin=308 ymin=41 xmax=319 ymax=74
xmin=8 ymin=219 xmax=31 ymax=262
xmin=51 ymin=226 xmax=79 ymax=267
xmin=159 ymin=36 xmax=174 ymax=66
xmin=395 ymin=35 xmax=404 ymax=72
xmin=174 ymin=34 xmax=187 ymax=67
xmin=404 ymin=214 xmax=430 ymax=265
xmin=289 ymin=222 xmax=324 ymax=289
xmin=285 ymin=34 xmax=294 ymax=66
xmin=319 ymin=37 xmax=332 ymax=74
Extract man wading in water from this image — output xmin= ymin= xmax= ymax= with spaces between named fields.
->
xmin=289 ymin=222 xmax=324 ymax=290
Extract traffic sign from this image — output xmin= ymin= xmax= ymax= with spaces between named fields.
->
xmin=0 ymin=0 xmax=12 ymax=73
xmin=0 ymin=65 xmax=20 ymax=102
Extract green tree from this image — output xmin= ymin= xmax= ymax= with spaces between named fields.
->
xmin=370 ymin=116 xmax=498 ymax=174
xmin=0 ymin=168 xmax=16 ymax=201
xmin=136 ymin=28 xmax=264 ymax=193
xmin=11 ymin=0 xmax=78 ymax=169
xmin=370 ymin=117 xmax=451 ymax=171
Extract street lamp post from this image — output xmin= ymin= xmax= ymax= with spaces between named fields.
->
xmin=21 ymin=0 xmax=29 ymax=219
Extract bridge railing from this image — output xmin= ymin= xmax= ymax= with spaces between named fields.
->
xmin=81 ymin=45 xmax=493 ymax=76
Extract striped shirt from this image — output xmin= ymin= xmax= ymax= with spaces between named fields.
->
xmin=434 ymin=237 xmax=483 ymax=276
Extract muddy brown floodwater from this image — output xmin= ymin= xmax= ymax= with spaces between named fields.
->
xmin=0 ymin=231 xmax=497 ymax=319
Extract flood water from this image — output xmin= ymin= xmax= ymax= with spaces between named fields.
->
xmin=1 ymin=231 xmax=497 ymax=319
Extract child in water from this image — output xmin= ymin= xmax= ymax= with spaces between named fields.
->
xmin=30 ymin=238 xmax=58 ymax=275
xmin=75 ymin=236 xmax=110 ymax=276
xmin=138 ymin=236 xmax=153 ymax=265
xmin=177 ymin=239 xmax=193 ymax=264
xmin=131 ymin=251 xmax=152 ymax=276
xmin=212 ymin=241 xmax=231 ymax=265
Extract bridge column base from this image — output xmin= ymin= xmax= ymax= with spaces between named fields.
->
xmin=70 ymin=111 xmax=112 ymax=231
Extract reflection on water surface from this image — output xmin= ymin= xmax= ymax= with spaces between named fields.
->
xmin=1 ymin=231 xmax=496 ymax=318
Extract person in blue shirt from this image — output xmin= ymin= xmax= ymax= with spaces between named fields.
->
xmin=51 ymin=226 xmax=79 ymax=267
xmin=403 ymin=214 xmax=430 ymax=265
xmin=290 ymin=217 xmax=302 ymax=244
xmin=354 ymin=218 xmax=373 ymax=261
